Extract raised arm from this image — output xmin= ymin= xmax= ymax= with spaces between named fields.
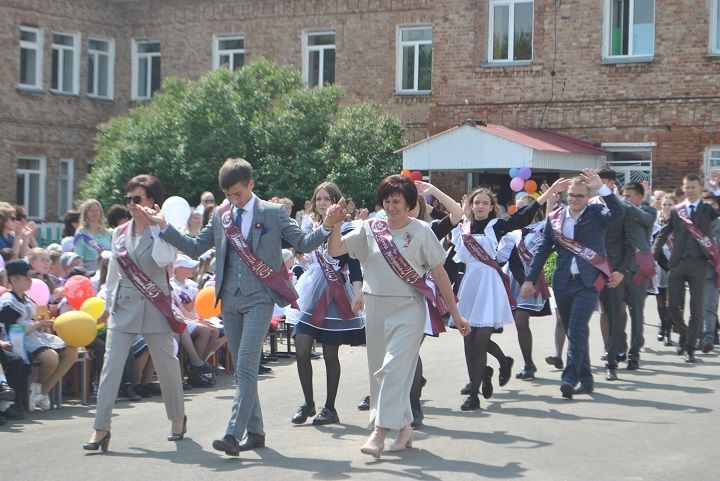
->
xmin=415 ymin=181 xmax=464 ymax=225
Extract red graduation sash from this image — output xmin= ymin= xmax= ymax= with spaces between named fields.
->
xmin=676 ymin=202 xmax=720 ymax=287
xmin=114 ymin=223 xmax=186 ymax=334
xmin=517 ymin=233 xmax=551 ymax=300
xmin=549 ymin=206 xmax=612 ymax=292
xmin=369 ymin=219 xmax=446 ymax=335
xmin=311 ymin=247 xmax=357 ymax=326
xmin=218 ymin=201 xmax=299 ymax=308
xmin=632 ymin=250 xmax=656 ymax=286
xmin=461 ymin=221 xmax=517 ymax=308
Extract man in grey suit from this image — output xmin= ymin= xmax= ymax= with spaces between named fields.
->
xmin=147 ymin=158 xmax=345 ymax=455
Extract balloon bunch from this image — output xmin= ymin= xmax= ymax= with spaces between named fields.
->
xmin=401 ymin=169 xmax=424 ymax=182
xmin=508 ymin=167 xmax=540 ymax=201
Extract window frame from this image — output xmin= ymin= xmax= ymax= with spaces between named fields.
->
xmin=50 ymin=31 xmax=81 ymax=95
xmin=131 ymin=38 xmax=161 ymax=101
xmin=601 ymin=142 xmax=654 ymax=188
xmin=602 ymin=0 xmax=656 ymax=63
xmin=711 ymin=0 xmax=720 ymax=54
xmin=212 ymin=34 xmax=246 ymax=71
xmin=487 ymin=0 xmax=534 ymax=65
xmin=16 ymin=156 xmax=47 ymax=220
xmin=704 ymin=145 xmax=720 ymax=182
xmin=58 ymin=158 xmax=75 ymax=217
xmin=396 ymin=25 xmax=433 ymax=94
xmin=302 ymin=30 xmax=336 ymax=87
xmin=18 ymin=26 xmax=44 ymax=91
xmin=87 ymin=36 xmax=115 ymax=100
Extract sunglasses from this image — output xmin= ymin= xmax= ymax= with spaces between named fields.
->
xmin=124 ymin=194 xmax=145 ymax=205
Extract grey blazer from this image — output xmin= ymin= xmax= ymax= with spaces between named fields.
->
xmin=105 ymin=221 xmax=177 ymax=334
xmin=161 ymin=196 xmax=328 ymax=307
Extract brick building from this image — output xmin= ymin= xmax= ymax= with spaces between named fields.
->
xmin=2 ymin=0 xmax=720 ymax=220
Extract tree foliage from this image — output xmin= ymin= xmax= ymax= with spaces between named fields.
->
xmin=82 ymin=59 xmax=405 ymax=210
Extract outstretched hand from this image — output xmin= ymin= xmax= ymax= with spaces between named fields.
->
xmin=324 ymin=197 xmax=347 ymax=228
xmin=580 ymin=168 xmax=603 ymax=191
xmin=136 ymin=204 xmax=167 ymax=228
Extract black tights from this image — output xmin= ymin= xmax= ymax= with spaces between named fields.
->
xmin=464 ymin=327 xmax=505 ymax=396
xmin=514 ymin=310 xmax=534 ymax=367
xmin=294 ymin=333 xmax=341 ymax=410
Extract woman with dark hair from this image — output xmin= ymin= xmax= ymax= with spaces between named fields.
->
xmin=106 ymin=204 xmax=130 ymax=229
xmin=286 ymin=181 xmax=365 ymax=426
xmin=84 ymin=174 xmax=187 ymax=452
xmin=328 ymin=175 xmax=470 ymax=457
xmin=61 ymin=210 xmax=80 ymax=253
xmin=451 ymin=180 xmax=568 ymax=410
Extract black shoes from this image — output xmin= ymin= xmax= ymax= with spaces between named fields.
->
xmin=573 ymin=382 xmax=594 ymax=396
xmin=118 ymin=383 xmax=142 ymax=402
xmin=83 ymin=432 xmax=111 ymax=452
xmin=481 ymin=367 xmax=494 ymax=399
xmin=189 ymin=374 xmax=216 ymax=388
xmin=167 ymin=415 xmax=187 ymax=441
xmin=460 ymin=395 xmax=480 ymax=411
xmin=560 ymin=382 xmax=574 ymax=399
xmin=0 ymin=382 xmax=15 ymax=402
xmin=0 ymin=404 xmax=25 ymax=420
xmin=213 ymin=434 xmax=240 ymax=456
xmin=460 ymin=383 xmax=472 ymax=395
xmin=627 ymin=360 xmax=640 ymax=370
xmin=239 ymin=432 xmax=266 ymax=451
xmin=188 ymin=361 xmax=220 ymax=375
xmin=357 ymin=395 xmax=370 ymax=411
xmin=685 ymin=350 xmax=696 ymax=363
xmin=516 ymin=364 xmax=537 ymax=380
xmin=259 ymin=364 xmax=272 ymax=374
xmin=605 ymin=367 xmax=618 ymax=381
xmin=499 ymin=357 xmax=514 ymax=386
xmin=312 ymin=407 xmax=339 ymax=425
xmin=664 ymin=337 xmax=674 ymax=347
xmin=701 ymin=341 xmax=714 ymax=353
xmin=410 ymin=406 xmax=424 ymax=429
xmin=616 ymin=352 xmax=627 ymax=362
xmin=291 ymin=402 xmax=316 ymax=424
xmin=545 ymin=356 xmax=564 ymax=370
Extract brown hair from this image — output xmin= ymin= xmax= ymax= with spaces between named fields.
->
xmin=311 ymin=182 xmax=342 ymax=223
xmin=376 ymin=175 xmax=418 ymax=211
xmin=202 ymin=204 xmax=217 ymax=227
xmin=415 ymin=195 xmax=428 ymax=221
xmin=219 ymin=158 xmax=253 ymax=190
xmin=683 ymin=174 xmax=702 ymax=183
xmin=466 ymin=187 xmax=500 ymax=220
xmin=125 ymin=174 xmax=165 ymax=205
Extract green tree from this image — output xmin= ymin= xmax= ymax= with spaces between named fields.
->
xmin=82 ymin=59 xmax=405 ymax=211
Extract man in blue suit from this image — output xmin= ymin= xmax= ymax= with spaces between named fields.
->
xmin=521 ymin=169 xmax=625 ymax=399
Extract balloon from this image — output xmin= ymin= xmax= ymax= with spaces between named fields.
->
xmin=195 ymin=286 xmax=221 ymax=318
xmin=507 ymin=205 xmax=517 ymax=215
xmin=96 ymin=323 xmax=105 ymax=331
xmin=531 ymin=192 xmax=540 ymax=199
xmin=509 ymin=168 xmax=520 ymax=178
xmin=400 ymin=169 xmax=412 ymax=178
xmin=516 ymin=191 xmax=528 ymax=200
xmin=54 ymin=311 xmax=97 ymax=347
xmin=411 ymin=171 xmax=423 ymax=181
xmin=424 ymin=194 xmax=433 ymax=202
xmin=162 ymin=196 xmax=192 ymax=230
xmin=65 ymin=275 xmax=95 ymax=310
xmin=26 ymin=278 xmax=51 ymax=306
xmin=510 ymin=177 xmax=525 ymax=192
xmin=80 ymin=297 xmax=106 ymax=320
xmin=519 ymin=167 xmax=532 ymax=180
xmin=524 ymin=180 xmax=538 ymax=194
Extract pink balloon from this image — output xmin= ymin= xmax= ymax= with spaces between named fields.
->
xmin=27 ymin=278 xmax=51 ymax=306
xmin=510 ymin=177 xmax=525 ymax=192
xmin=519 ymin=167 xmax=532 ymax=180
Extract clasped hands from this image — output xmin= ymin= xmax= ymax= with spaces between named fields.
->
xmin=323 ymin=197 xmax=350 ymax=229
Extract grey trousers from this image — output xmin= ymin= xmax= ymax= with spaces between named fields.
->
xmin=702 ymin=273 xmax=719 ymax=344
xmin=221 ymin=294 xmax=274 ymax=440
xmin=625 ymin=277 xmax=648 ymax=363
xmin=668 ymin=258 xmax=708 ymax=349
xmin=600 ymin=280 xmax=625 ymax=368
xmin=94 ymin=329 xmax=184 ymax=431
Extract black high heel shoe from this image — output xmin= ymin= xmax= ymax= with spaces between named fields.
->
xmin=83 ymin=432 xmax=111 ymax=452
xmin=167 ymin=415 xmax=187 ymax=441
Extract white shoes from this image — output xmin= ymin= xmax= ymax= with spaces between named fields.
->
xmin=34 ymin=393 xmax=51 ymax=410
xmin=29 ymin=382 xmax=50 ymax=411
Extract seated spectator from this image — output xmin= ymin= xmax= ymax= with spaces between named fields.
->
xmin=74 ymin=199 xmax=112 ymax=272
xmin=60 ymin=252 xmax=84 ymax=279
xmin=105 ymin=204 xmax=130 ymax=229
xmin=13 ymin=206 xmax=38 ymax=252
xmin=0 ymin=202 xmax=33 ymax=259
xmin=61 ymin=210 xmax=80 ymax=252
xmin=28 ymin=247 xmax=57 ymax=293
xmin=182 ymin=212 xmax=203 ymax=238
xmin=202 ymin=204 xmax=217 ymax=228
xmin=0 ymin=347 xmax=28 ymax=423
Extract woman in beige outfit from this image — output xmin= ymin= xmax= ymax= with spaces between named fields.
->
xmin=84 ymin=175 xmax=186 ymax=452
xmin=328 ymin=175 xmax=469 ymax=457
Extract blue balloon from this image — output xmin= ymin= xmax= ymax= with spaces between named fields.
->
xmin=509 ymin=168 xmax=520 ymax=178
xmin=515 ymin=191 xmax=528 ymax=200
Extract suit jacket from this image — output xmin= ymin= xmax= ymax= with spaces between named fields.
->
xmin=161 ymin=196 xmax=328 ymax=307
xmin=105 ymin=221 xmax=177 ymax=333
xmin=596 ymin=196 xmax=635 ymax=276
xmin=653 ymin=198 xmax=720 ymax=268
xmin=626 ymin=203 xmax=657 ymax=272
xmin=527 ymin=192 xmax=625 ymax=291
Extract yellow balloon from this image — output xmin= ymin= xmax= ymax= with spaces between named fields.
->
xmin=80 ymin=297 xmax=106 ymax=320
xmin=54 ymin=311 xmax=97 ymax=347
xmin=531 ymin=192 xmax=540 ymax=199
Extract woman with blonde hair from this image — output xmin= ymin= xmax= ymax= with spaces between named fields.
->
xmin=74 ymin=199 xmax=112 ymax=272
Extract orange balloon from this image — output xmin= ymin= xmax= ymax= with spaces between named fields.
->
xmin=194 ymin=286 xmax=221 ymax=318
xmin=524 ymin=180 xmax=537 ymax=194
xmin=508 ymin=204 xmax=517 ymax=215
xmin=401 ymin=169 xmax=412 ymax=178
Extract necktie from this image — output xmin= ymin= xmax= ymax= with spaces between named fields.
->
xmin=235 ymin=208 xmax=245 ymax=235
xmin=689 ymin=204 xmax=696 ymax=219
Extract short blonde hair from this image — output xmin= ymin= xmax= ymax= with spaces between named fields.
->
xmin=78 ymin=199 xmax=106 ymax=230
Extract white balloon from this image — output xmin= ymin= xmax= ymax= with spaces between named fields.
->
xmin=162 ymin=196 xmax=192 ymax=230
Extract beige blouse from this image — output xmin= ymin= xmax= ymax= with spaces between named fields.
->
xmin=343 ymin=218 xmax=446 ymax=297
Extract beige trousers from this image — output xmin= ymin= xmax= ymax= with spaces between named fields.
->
xmin=364 ymin=294 xmax=425 ymax=431
xmin=94 ymin=329 xmax=184 ymax=431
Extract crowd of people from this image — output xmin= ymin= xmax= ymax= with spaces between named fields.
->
xmin=0 ymin=160 xmax=718 ymax=459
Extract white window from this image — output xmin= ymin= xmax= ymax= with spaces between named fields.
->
xmin=705 ymin=146 xmax=720 ymax=182
xmin=51 ymin=32 xmax=80 ymax=94
xmin=604 ymin=0 xmax=655 ymax=59
xmin=132 ymin=39 xmax=161 ymax=100
xmin=16 ymin=156 xmax=46 ymax=220
xmin=19 ymin=26 xmax=43 ymax=90
xmin=213 ymin=35 xmax=245 ymax=71
xmin=601 ymin=143 xmax=654 ymax=187
xmin=58 ymin=158 xmax=74 ymax=216
xmin=303 ymin=31 xmax=336 ymax=87
xmin=488 ymin=0 xmax=533 ymax=62
xmin=711 ymin=0 xmax=720 ymax=53
xmin=87 ymin=37 xmax=114 ymax=99
xmin=397 ymin=26 xmax=432 ymax=93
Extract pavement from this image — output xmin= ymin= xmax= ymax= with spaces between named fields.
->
xmin=3 ymin=302 xmax=719 ymax=481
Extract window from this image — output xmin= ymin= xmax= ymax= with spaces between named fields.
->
xmin=711 ymin=0 xmax=720 ymax=53
xmin=16 ymin=157 xmax=46 ymax=220
xmin=601 ymin=143 xmax=653 ymax=187
xmin=58 ymin=159 xmax=74 ymax=216
xmin=705 ymin=146 xmax=720 ymax=181
xmin=51 ymin=32 xmax=80 ymax=94
xmin=397 ymin=26 xmax=432 ymax=93
xmin=488 ymin=0 xmax=533 ymax=62
xmin=213 ymin=35 xmax=245 ymax=71
xmin=19 ymin=26 xmax=43 ymax=90
xmin=88 ymin=37 xmax=114 ymax=99
xmin=604 ymin=0 xmax=655 ymax=59
xmin=303 ymin=32 xmax=335 ymax=87
xmin=132 ymin=39 xmax=161 ymax=100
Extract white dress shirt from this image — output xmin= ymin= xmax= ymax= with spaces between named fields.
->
xmin=564 ymin=185 xmax=612 ymax=275
xmin=232 ymin=194 xmax=257 ymax=239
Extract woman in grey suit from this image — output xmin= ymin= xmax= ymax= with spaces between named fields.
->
xmin=84 ymin=175 xmax=186 ymax=452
